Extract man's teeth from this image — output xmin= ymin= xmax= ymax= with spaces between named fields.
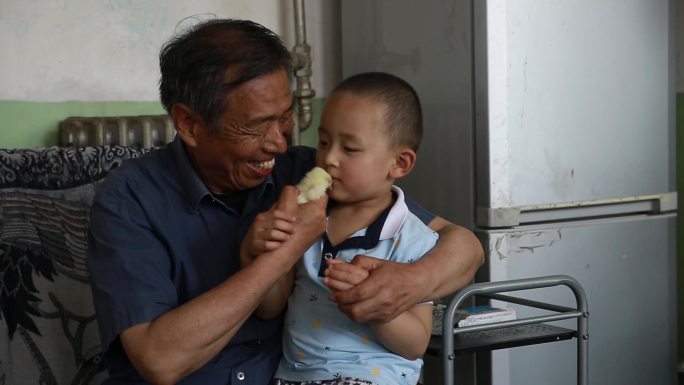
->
xmin=252 ymin=159 xmax=275 ymax=169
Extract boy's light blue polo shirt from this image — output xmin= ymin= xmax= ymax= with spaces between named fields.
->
xmin=276 ymin=186 xmax=438 ymax=385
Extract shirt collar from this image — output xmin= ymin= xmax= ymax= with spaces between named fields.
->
xmin=324 ymin=185 xmax=409 ymax=250
xmin=171 ymin=135 xmax=274 ymax=213
xmin=317 ymin=186 xmax=409 ymax=277
xmin=380 ymin=185 xmax=409 ymax=240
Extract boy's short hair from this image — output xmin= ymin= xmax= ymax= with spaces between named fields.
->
xmin=332 ymin=72 xmax=423 ymax=151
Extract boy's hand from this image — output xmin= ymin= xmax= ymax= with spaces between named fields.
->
xmin=323 ymin=258 xmax=370 ymax=291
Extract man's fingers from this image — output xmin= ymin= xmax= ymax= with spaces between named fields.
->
xmin=292 ymin=188 xmax=328 ymax=236
xmin=268 ymin=185 xmax=327 ymax=261
xmin=330 ymin=277 xmax=371 ymax=305
xmin=275 ymin=185 xmax=300 ymax=214
xmin=268 ymin=219 xmax=296 ymax=235
xmin=299 ymin=189 xmax=329 ymax=211
xmin=336 ymin=295 xmax=398 ymax=323
xmin=349 ymin=254 xmax=387 ymax=271
xmin=270 ymin=209 xmax=297 ymax=224
xmin=262 ymin=240 xmax=285 ymax=251
xmin=331 ymin=260 xmax=416 ymax=323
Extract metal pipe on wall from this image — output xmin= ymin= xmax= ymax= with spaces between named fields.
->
xmin=291 ymin=0 xmax=315 ymax=144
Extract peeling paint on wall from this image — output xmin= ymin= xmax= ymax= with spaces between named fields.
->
xmin=490 ymin=229 xmax=563 ymax=260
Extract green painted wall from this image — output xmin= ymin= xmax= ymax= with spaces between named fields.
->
xmin=0 ymin=98 xmax=325 ymax=150
xmin=0 ymin=101 xmax=166 ymax=149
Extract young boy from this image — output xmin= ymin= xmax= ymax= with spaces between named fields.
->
xmin=242 ymin=72 xmax=436 ymax=385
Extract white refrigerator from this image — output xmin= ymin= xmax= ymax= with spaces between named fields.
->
xmin=341 ymin=1 xmax=677 ymax=384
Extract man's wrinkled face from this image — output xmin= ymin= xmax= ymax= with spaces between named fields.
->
xmin=189 ymin=68 xmax=294 ymax=194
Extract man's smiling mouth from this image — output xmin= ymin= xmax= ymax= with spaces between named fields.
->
xmin=250 ymin=159 xmax=275 ymax=169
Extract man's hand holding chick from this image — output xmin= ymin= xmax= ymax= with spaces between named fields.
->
xmin=241 ymin=167 xmax=332 ymax=268
xmin=241 ymin=185 xmax=328 ymax=270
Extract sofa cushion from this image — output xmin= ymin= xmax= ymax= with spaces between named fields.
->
xmin=0 ymin=145 xmax=150 ymax=385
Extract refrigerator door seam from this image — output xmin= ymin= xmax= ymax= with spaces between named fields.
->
xmin=477 ymin=191 xmax=677 ymax=227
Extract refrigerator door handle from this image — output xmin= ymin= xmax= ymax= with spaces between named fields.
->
xmin=477 ymin=191 xmax=677 ymax=228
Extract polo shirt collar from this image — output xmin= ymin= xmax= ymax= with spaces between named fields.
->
xmin=171 ymin=135 xmax=274 ymax=212
xmin=324 ymin=185 xmax=409 ymax=250
xmin=316 ymin=186 xmax=409 ymax=277
xmin=380 ymin=185 xmax=409 ymax=240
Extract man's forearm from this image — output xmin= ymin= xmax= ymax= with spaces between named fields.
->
xmin=421 ymin=218 xmax=485 ymax=301
xmin=121 ymin=248 xmax=298 ymax=385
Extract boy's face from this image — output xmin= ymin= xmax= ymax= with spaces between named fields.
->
xmin=316 ymin=91 xmax=398 ymax=204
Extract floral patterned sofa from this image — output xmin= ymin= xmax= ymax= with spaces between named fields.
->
xmin=0 ymin=146 xmax=150 ymax=385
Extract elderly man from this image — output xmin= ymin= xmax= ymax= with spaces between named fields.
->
xmin=87 ymin=18 xmax=483 ymax=385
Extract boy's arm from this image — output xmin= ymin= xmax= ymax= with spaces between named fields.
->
xmin=252 ymin=268 xmax=294 ymax=319
xmin=241 ymin=242 xmax=294 ymax=318
xmin=368 ymin=303 xmax=433 ymax=360
xmin=325 ymin=260 xmax=433 ymax=360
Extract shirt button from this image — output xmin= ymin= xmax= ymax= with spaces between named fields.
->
xmin=237 ymin=372 xmax=245 ymax=381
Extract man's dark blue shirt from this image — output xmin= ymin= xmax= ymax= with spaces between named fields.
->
xmin=87 ymin=137 xmax=434 ymax=384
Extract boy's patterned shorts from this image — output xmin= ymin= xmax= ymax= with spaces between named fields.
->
xmin=273 ymin=378 xmax=376 ymax=385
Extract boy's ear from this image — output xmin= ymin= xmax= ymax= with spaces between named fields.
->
xmin=171 ymin=103 xmax=205 ymax=148
xmin=390 ymin=148 xmax=417 ymax=179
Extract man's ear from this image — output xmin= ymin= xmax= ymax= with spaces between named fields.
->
xmin=171 ymin=103 xmax=204 ymax=148
xmin=390 ymin=147 xmax=417 ymax=179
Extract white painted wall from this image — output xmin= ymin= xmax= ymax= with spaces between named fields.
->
xmin=0 ymin=0 xmax=340 ymax=101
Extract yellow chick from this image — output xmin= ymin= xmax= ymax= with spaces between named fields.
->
xmin=296 ymin=167 xmax=332 ymax=204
